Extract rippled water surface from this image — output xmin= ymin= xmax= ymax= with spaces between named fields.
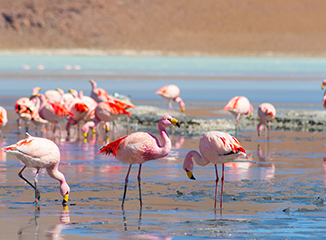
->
xmin=0 ymin=55 xmax=325 ymax=239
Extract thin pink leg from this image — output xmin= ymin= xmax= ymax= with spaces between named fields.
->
xmin=214 ymin=164 xmax=219 ymax=209
xmin=220 ymin=164 xmax=225 ymax=209
xmin=137 ymin=164 xmax=143 ymax=209
xmin=122 ymin=165 xmax=132 ymax=208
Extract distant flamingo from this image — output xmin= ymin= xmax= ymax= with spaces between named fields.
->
xmin=3 ymin=133 xmax=70 ymax=205
xmin=96 ymin=115 xmax=180 ymax=208
xmin=37 ymin=94 xmax=74 ymax=132
xmin=92 ymin=101 xmax=132 ymax=137
xmin=0 ymin=106 xmax=8 ymax=136
xmin=15 ymin=87 xmax=40 ymax=131
xmin=224 ymin=96 xmax=253 ymax=125
xmin=89 ymin=80 xmax=135 ymax=109
xmin=183 ymin=131 xmax=246 ymax=209
xmin=89 ymin=79 xmax=111 ymax=103
xmin=257 ymin=103 xmax=276 ymax=136
xmin=155 ymin=85 xmax=185 ymax=112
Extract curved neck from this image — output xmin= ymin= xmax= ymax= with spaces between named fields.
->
xmin=157 ymin=124 xmax=171 ymax=157
xmin=46 ymin=166 xmax=70 ymax=197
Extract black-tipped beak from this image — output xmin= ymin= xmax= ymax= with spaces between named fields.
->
xmin=176 ymin=121 xmax=180 ymax=128
xmin=186 ymin=169 xmax=196 ymax=180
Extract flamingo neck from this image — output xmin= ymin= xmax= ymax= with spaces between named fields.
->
xmin=183 ymin=150 xmax=209 ymax=172
xmin=46 ymin=166 xmax=70 ymax=197
xmin=157 ymin=124 xmax=172 ymax=157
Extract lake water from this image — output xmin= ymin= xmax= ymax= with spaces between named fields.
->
xmin=0 ymin=55 xmax=326 ymax=239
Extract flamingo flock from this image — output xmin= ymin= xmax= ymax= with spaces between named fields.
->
xmin=0 ymin=77 xmax=299 ymax=211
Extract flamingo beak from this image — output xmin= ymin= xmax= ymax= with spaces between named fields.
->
xmin=250 ymin=112 xmax=253 ymax=117
xmin=171 ymin=118 xmax=180 ymax=128
xmin=258 ymin=131 xmax=261 ymax=136
xmin=185 ymin=169 xmax=196 ymax=180
xmin=62 ymin=193 xmax=69 ymax=205
xmin=181 ymin=107 xmax=185 ymax=112
xmin=322 ymin=84 xmax=325 ymax=90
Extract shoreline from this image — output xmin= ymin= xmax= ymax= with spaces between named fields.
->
xmin=1 ymin=48 xmax=326 ymax=58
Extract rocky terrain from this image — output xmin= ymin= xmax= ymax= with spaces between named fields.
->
xmin=1 ymin=0 xmax=326 ymax=56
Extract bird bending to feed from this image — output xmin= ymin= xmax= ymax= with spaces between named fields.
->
xmin=224 ymin=96 xmax=253 ymax=125
xmin=183 ymin=131 xmax=246 ymax=209
xmin=155 ymin=84 xmax=185 ymax=112
xmin=95 ymin=115 xmax=180 ymax=209
xmin=257 ymin=103 xmax=276 ymax=136
xmin=3 ymin=133 xmax=70 ymax=205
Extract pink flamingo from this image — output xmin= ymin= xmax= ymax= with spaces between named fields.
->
xmin=183 ymin=131 xmax=246 ymax=209
xmin=0 ymin=106 xmax=8 ymax=136
xmin=95 ymin=115 xmax=180 ymax=208
xmin=257 ymin=103 xmax=276 ymax=136
xmin=89 ymin=79 xmax=111 ymax=103
xmin=89 ymin=80 xmax=135 ymax=109
xmin=224 ymin=96 xmax=253 ymax=125
xmin=3 ymin=133 xmax=70 ymax=205
xmin=90 ymin=101 xmax=132 ymax=137
xmin=37 ymin=94 xmax=74 ymax=133
xmin=155 ymin=84 xmax=185 ymax=112
xmin=15 ymin=87 xmax=41 ymax=131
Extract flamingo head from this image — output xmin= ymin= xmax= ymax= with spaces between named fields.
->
xmin=60 ymin=181 xmax=70 ymax=206
xmin=159 ymin=115 xmax=181 ymax=128
xmin=257 ymin=122 xmax=264 ymax=136
xmin=183 ymin=152 xmax=196 ymax=180
xmin=89 ymin=79 xmax=97 ymax=90
xmin=175 ymin=97 xmax=185 ymax=112
xmin=69 ymin=89 xmax=78 ymax=98
xmin=322 ymin=79 xmax=326 ymax=89
xmin=56 ymin=88 xmax=64 ymax=96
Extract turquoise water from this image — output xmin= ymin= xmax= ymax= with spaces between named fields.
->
xmin=0 ymin=55 xmax=323 ymax=104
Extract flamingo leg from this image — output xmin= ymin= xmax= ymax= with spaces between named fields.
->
xmin=214 ymin=164 xmax=219 ymax=209
xmin=34 ymin=168 xmax=41 ymax=202
xmin=137 ymin=164 xmax=143 ymax=209
xmin=122 ymin=165 xmax=132 ymax=208
xmin=220 ymin=164 xmax=225 ymax=209
xmin=18 ymin=166 xmax=35 ymax=190
xmin=168 ymin=99 xmax=173 ymax=111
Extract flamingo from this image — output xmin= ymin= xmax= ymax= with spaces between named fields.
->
xmin=37 ymin=94 xmax=74 ymax=133
xmin=183 ymin=131 xmax=246 ymax=209
xmin=224 ymin=96 xmax=253 ymax=125
xmin=257 ymin=103 xmax=276 ymax=136
xmin=95 ymin=115 xmax=180 ymax=208
xmin=155 ymin=84 xmax=185 ymax=112
xmin=15 ymin=87 xmax=40 ymax=131
xmin=0 ymin=106 xmax=8 ymax=136
xmin=89 ymin=79 xmax=111 ymax=103
xmin=91 ymin=101 xmax=132 ymax=137
xmin=3 ymin=133 xmax=70 ymax=205
xmin=89 ymin=80 xmax=135 ymax=109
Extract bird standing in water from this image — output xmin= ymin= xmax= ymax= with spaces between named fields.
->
xmin=96 ymin=115 xmax=180 ymax=209
xmin=183 ymin=131 xmax=246 ymax=209
xmin=257 ymin=103 xmax=276 ymax=136
xmin=155 ymin=85 xmax=185 ymax=112
xmin=3 ymin=133 xmax=70 ymax=205
xmin=224 ymin=96 xmax=253 ymax=126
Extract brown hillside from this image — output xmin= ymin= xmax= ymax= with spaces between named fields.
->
xmin=1 ymin=0 xmax=326 ymax=56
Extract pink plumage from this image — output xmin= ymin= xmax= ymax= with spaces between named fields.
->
xmin=257 ymin=103 xmax=276 ymax=136
xmin=155 ymin=84 xmax=185 ymax=112
xmin=224 ymin=96 xmax=253 ymax=125
xmin=3 ymin=133 xmax=70 ymax=205
xmin=96 ymin=115 xmax=180 ymax=208
xmin=183 ymin=131 xmax=246 ymax=210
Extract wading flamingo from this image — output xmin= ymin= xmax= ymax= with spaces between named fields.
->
xmin=0 ymin=106 xmax=8 ymax=136
xmin=257 ymin=103 xmax=276 ymax=136
xmin=155 ymin=85 xmax=185 ymax=112
xmin=96 ymin=115 xmax=180 ymax=209
xmin=3 ymin=133 xmax=70 ymax=205
xmin=183 ymin=131 xmax=246 ymax=209
xmin=224 ymin=96 xmax=253 ymax=125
